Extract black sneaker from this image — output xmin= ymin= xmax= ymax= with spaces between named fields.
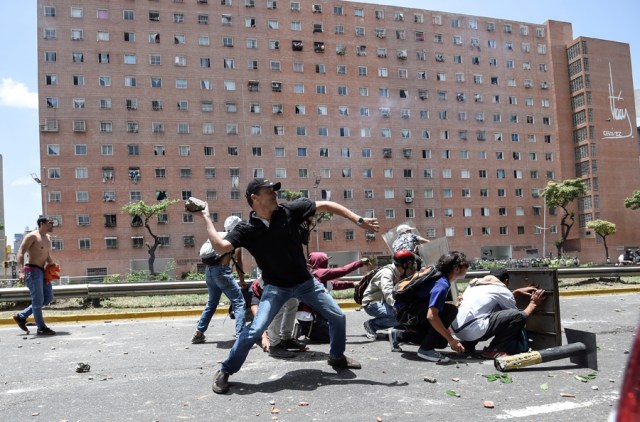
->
xmin=13 ymin=314 xmax=28 ymax=332
xmin=191 ymin=333 xmax=206 ymax=344
xmin=268 ymin=343 xmax=295 ymax=359
xmin=212 ymin=370 xmax=230 ymax=394
xmin=279 ymin=338 xmax=308 ymax=351
xmin=36 ymin=326 xmax=56 ymax=336
xmin=328 ymin=355 xmax=362 ymax=369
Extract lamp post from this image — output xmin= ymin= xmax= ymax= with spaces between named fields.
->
xmin=31 ymin=171 xmax=47 ymax=217
xmin=313 ymin=174 xmax=321 ymax=251
xmin=535 ymin=190 xmax=549 ymax=258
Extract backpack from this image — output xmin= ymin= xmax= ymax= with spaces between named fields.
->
xmin=353 ymin=266 xmax=385 ymax=305
xmin=392 ymin=265 xmax=441 ymax=303
xmin=392 ymin=266 xmax=442 ymax=325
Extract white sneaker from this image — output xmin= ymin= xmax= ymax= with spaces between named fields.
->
xmin=363 ymin=321 xmax=377 ymax=340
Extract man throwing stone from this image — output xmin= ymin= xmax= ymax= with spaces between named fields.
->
xmin=194 ymin=178 xmax=379 ymax=394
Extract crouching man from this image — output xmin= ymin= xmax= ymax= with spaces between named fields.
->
xmin=362 ymin=250 xmax=417 ymax=340
xmin=451 ymin=268 xmax=545 ymax=359
xmin=389 ymin=251 xmax=468 ymax=363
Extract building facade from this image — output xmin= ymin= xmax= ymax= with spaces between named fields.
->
xmin=37 ymin=0 xmax=639 ymax=277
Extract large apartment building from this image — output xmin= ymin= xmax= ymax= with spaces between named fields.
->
xmin=37 ymin=0 xmax=639 ymax=278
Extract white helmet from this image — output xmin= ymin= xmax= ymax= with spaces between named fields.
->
xmin=224 ymin=215 xmax=242 ymax=232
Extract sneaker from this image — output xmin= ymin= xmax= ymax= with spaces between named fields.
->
xmin=13 ymin=314 xmax=28 ymax=332
xmin=279 ymin=338 xmax=308 ymax=351
xmin=36 ymin=326 xmax=56 ymax=336
xmin=481 ymin=350 xmax=508 ymax=359
xmin=417 ymin=348 xmax=450 ymax=363
xmin=212 ymin=370 xmax=230 ymax=394
xmin=460 ymin=341 xmax=476 ymax=355
xmin=388 ymin=328 xmax=402 ymax=352
xmin=191 ymin=333 xmax=206 ymax=344
xmin=327 ymin=355 xmax=362 ymax=369
xmin=268 ymin=343 xmax=295 ymax=359
xmin=363 ymin=320 xmax=377 ymax=340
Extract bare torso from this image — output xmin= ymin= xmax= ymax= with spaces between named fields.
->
xmin=19 ymin=229 xmax=52 ymax=268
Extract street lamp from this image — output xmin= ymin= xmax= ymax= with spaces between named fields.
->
xmin=534 ymin=189 xmax=549 ymax=258
xmin=313 ymin=175 xmax=322 ymax=251
xmin=31 ymin=171 xmax=47 ymax=217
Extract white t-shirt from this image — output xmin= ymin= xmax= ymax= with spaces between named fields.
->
xmin=452 ymin=283 xmax=517 ymax=341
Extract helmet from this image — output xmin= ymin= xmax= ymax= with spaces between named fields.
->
xmin=396 ymin=224 xmax=414 ymax=235
xmin=223 ymin=215 xmax=242 ymax=232
xmin=393 ymin=250 xmax=416 ymax=267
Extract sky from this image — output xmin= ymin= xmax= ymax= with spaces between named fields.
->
xmin=1 ymin=1 xmax=638 ymax=245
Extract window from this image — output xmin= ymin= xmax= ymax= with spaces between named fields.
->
xmin=44 ymin=28 xmax=58 ymax=40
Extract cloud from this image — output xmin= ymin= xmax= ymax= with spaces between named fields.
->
xmin=0 ymin=78 xmax=38 ymax=109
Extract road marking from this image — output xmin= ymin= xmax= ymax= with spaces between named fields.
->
xmin=496 ymin=394 xmax=618 ymax=419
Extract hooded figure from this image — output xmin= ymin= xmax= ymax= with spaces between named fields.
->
xmin=308 ymin=252 xmax=369 ymax=292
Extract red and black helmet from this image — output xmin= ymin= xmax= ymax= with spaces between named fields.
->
xmin=393 ymin=250 xmax=416 ymax=267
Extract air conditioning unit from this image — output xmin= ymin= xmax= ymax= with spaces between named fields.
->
xmin=312 ymin=4 xmax=322 ymax=13
xmin=404 ymin=197 xmax=413 ymax=203
xmin=540 ymin=81 xmax=549 ymax=89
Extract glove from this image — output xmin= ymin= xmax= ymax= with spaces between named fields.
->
xmin=360 ymin=258 xmax=372 ymax=266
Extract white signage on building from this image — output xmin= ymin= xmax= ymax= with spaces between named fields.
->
xmin=603 ymin=63 xmax=634 ymax=140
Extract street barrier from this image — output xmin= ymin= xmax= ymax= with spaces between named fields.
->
xmin=1 ymin=267 xmax=639 ymax=302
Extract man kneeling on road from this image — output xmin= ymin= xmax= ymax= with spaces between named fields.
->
xmin=194 ymin=178 xmax=379 ymax=394
xmin=362 ymin=250 xmax=417 ymax=340
xmin=451 ymin=268 xmax=545 ymax=358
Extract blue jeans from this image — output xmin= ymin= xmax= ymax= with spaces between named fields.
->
xmin=221 ymin=277 xmax=346 ymax=375
xmin=197 ymin=265 xmax=246 ymax=336
xmin=363 ymin=301 xmax=398 ymax=332
xmin=18 ymin=267 xmax=54 ymax=330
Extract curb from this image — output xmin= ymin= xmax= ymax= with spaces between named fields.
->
xmin=0 ymin=289 xmax=637 ymax=327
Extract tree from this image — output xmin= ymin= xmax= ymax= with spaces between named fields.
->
xmin=122 ymin=199 xmax=180 ymax=275
xmin=586 ymin=219 xmax=616 ymax=262
xmin=624 ymin=190 xmax=640 ymax=210
xmin=543 ymin=178 xmax=587 ymax=259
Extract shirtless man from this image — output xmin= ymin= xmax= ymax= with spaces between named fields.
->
xmin=13 ymin=216 xmax=57 ymax=335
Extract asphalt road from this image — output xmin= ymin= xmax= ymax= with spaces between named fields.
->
xmin=1 ymin=293 xmax=638 ymax=422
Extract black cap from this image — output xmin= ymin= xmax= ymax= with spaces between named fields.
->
xmin=245 ymin=178 xmax=281 ymax=197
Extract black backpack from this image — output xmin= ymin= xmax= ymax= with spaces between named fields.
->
xmin=353 ymin=266 xmax=385 ymax=305
xmin=392 ymin=266 xmax=442 ymax=325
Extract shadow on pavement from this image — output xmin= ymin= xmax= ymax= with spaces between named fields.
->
xmin=228 ymin=368 xmax=409 ymax=395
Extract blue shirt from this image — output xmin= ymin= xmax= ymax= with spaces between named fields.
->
xmin=408 ymin=275 xmax=450 ymax=312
